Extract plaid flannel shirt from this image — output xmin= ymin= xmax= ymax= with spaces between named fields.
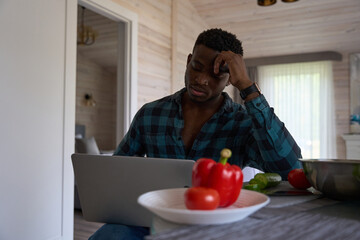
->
xmin=114 ymin=88 xmax=302 ymax=179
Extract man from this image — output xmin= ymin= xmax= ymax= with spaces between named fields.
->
xmin=89 ymin=28 xmax=301 ymax=240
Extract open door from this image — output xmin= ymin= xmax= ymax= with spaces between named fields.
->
xmin=78 ymin=0 xmax=138 ymax=142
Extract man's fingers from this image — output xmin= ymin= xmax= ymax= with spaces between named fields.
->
xmin=219 ymin=63 xmax=229 ymax=73
xmin=213 ymin=56 xmax=222 ymax=74
xmin=213 ymin=51 xmax=234 ymax=74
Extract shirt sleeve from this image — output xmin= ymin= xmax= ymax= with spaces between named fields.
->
xmin=243 ymin=94 xmax=302 ymax=179
xmin=113 ymin=107 xmax=146 ymax=157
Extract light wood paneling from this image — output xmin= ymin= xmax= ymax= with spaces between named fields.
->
xmin=173 ymin=0 xmax=208 ymax=93
xmin=189 ymin=0 xmax=360 ymax=57
xmin=77 ymin=6 xmax=118 ymax=73
xmin=76 ymin=53 xmax=117 ymax=151
xmin=76 ymin=6 xmax=118 ymax=152
xmin=112 ymin=0 xmax=173 ymax=107
xmin=333 ymin=54 xmax=351 ymax=158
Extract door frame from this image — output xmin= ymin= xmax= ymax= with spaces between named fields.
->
xmin=78 ymin=0 xmax=138 ymax=142
xmin=63 ymin=0 xmax=137 ymax=237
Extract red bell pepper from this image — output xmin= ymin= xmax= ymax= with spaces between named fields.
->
xmin=192 ymin=149 xmax=243 ymax=207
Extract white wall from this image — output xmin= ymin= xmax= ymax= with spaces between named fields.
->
xmin=0 ymin=0 xmax=76 ymax=239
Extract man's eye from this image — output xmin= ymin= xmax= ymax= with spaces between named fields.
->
xmin=192 ymin=66 xmax=201 ymax=71
xmin=215 ymin=75 xmax=224 ymax=80
xmin=214 ymin=72 xmax=227 ymax=79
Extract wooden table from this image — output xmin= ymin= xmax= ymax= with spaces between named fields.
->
xmin=145 ymin=182 xmax=360 ymax=240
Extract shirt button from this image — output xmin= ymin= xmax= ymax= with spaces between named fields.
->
xmin=256 ymin=103 xmax=261 ymax=107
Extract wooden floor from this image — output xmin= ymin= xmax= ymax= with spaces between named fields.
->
xmin=74 ymin=209 xmax=104 ymax=240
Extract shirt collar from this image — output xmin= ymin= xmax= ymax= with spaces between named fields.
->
xmin=171 ymin=88 xmax=233 ymax=112
xmin=171 ymin=88 xmax=186 ymax=106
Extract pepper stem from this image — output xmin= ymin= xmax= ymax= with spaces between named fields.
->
xmin=219 ymin=148 xmax=232 ymax=165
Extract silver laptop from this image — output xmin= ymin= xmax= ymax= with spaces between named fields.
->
xmin=71 ymin=153 xmax=195 ymax=227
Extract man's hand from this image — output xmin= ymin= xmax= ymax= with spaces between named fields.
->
xmin=213 ymin=51 xmax=253 ymax=91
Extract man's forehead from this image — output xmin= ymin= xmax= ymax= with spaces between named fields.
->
xmin=193 ymin=44 xmax=219 ymax=54
xmin=192 ymin=45 xmax=219 ymax=62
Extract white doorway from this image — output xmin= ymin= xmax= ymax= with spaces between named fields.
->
xmin=74 ymin=0 xmax=138 ymax=239
xmin=78 ymin=0 xmax=138 ymax=143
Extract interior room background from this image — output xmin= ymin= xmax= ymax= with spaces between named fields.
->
xmin=2 ymin=0 xmax=360 ymax=239
xmin=77 ymin=0 xmax=359 ymax=159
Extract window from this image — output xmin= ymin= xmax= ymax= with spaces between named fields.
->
xmin=258 ymin=61 xmax=336 ymax=159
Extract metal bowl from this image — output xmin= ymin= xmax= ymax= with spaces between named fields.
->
xmin=299 ymin=159 xmax=360 ymax=200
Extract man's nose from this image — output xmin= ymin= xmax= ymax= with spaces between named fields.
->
xmin=195 ymin=74 xmax=209 ymax=86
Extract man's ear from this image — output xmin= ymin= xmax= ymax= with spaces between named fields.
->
xmin=187 ymin=54 xmax=192 ymax=65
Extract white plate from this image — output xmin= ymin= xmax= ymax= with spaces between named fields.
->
xmin=137 ymin=188 xmax=270 ymax=225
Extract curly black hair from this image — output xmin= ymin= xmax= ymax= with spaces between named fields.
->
xmin=193 ymin=28 xmax=243 ymax=55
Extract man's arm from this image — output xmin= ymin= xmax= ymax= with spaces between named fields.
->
xmin=243 ymin=95 xmax=302 ymax=179
xmin=214 ymin=51 xmax=301 ymax=179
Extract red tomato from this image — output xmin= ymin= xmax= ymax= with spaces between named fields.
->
xmin=288 ymin=168 xmax=311 ymax=189
xmin=184 ymin=187 xmax=220 ymax=210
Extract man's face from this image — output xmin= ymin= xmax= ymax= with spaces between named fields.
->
xmin=184 ymin=44 xmax=230 ymax=103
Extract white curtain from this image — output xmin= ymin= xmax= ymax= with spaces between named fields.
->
xmin=258 ymin=61 xmax=337 ymax=159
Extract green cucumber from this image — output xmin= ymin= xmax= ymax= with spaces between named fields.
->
xmin=250 ymin=177 xmax=267 ymax=189
xmin=245 ymin=172 xmax=282 ymax=192
xmin=254 ymin=173 xmax=281 ymax=188
xmin=263 ymin=173 xmax=282 ymax=187
xmin=244 ymin=183 xmax=262 ymax=192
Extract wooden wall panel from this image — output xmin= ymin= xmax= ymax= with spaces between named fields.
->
xmin=77 ymin=6 xmax=118 ymax=73
xmin=111 ymin=0 xmax=172 ymax=108
xmin=76 ymin=53 xmax=117 ymax=151
xmin=111 ymin=0 xmax=211 ymax=107
xmin=190 ymin=0 xmax=360 ymax=58
xmin=173 ymin=0 xmax=208 ymax=94
xmin=333 ymin=52 xmax=351 ymax=159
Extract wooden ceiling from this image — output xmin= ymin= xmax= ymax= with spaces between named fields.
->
xmin=189 ymin=0 xmax=360 ymax=58
xmin=77 ymin=0 xmax=360 ymax=71
xmin=77 ymin=6 xmax=118 ymax=73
